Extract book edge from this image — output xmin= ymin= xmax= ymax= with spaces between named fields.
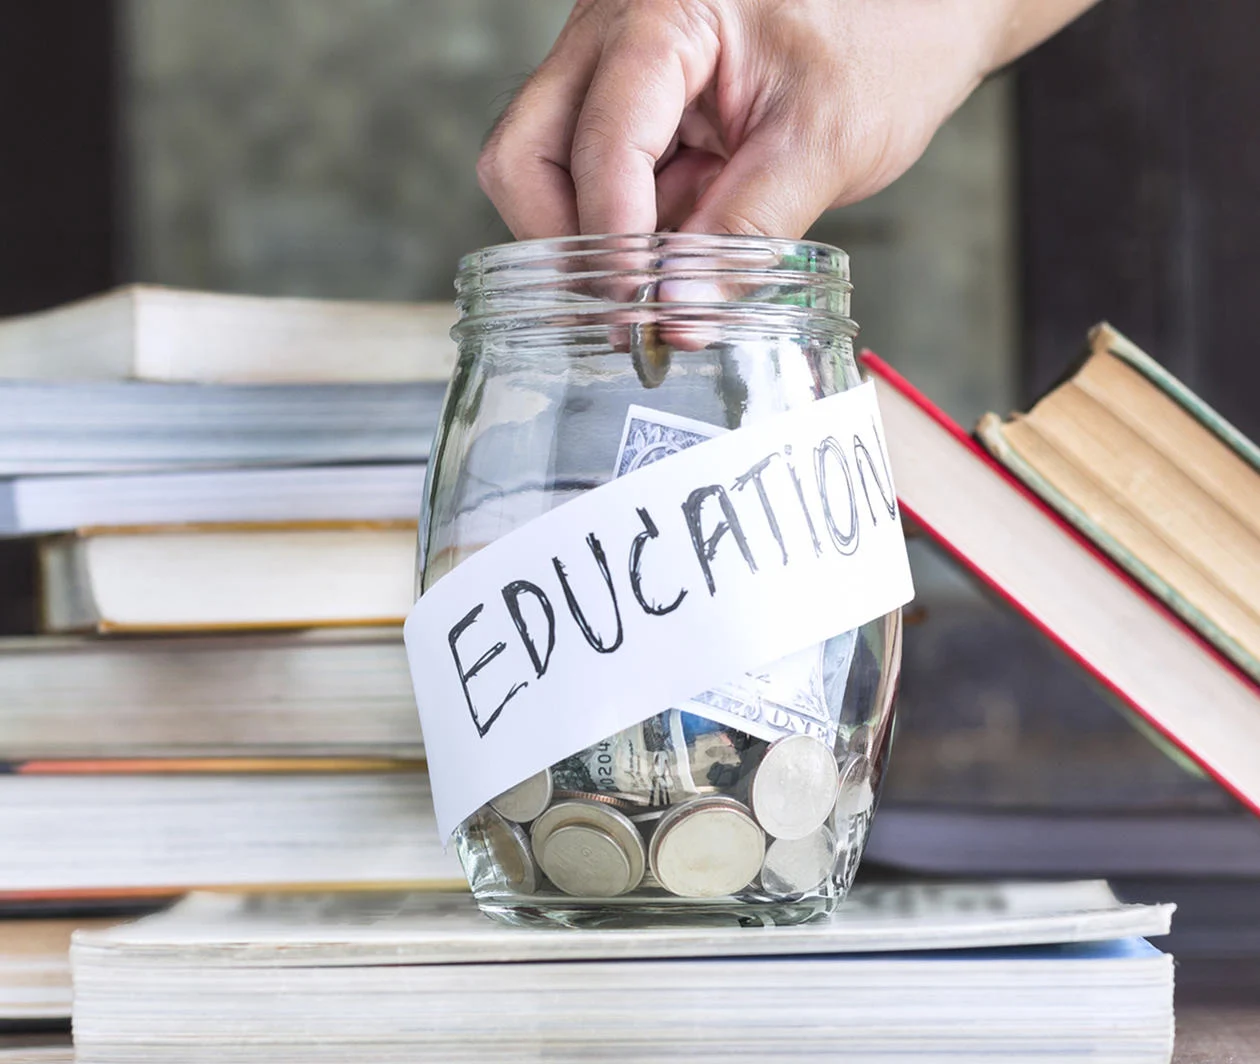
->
xmin=131 ymin=286 xmax=458 ymax=383
xmin=1091 ymin=322 xmax=1260 ymax=473
xmin=36 ymin=536 xmax=99 ymax=634
xmin=64 ymin=518 xmax=419 ymax=538
xmin=975 ymin=412 xmax=1260 ymax=682
xmin=66 ymin=890 xmax=1176 ymax=958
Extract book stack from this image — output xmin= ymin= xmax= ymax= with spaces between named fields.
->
xmin=0 ymin=287 xmax=468 ymax=1029
xmin=64 ymin=881 xmax=1176 ymax=1062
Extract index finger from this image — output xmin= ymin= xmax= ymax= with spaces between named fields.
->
xmin=570 ymin=16 xmax=720 ymax=235
xmin=478 ymin=9 xmax=605 ymax=238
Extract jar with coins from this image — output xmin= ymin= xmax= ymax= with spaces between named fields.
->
xmin=413 ymin=234 xmax=905 ymax=927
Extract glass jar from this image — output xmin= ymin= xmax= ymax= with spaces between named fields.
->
xmin=417 ymin=234 xmax=901 ymax=927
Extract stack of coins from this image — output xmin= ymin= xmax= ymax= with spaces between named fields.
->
xmin=532 ymin=799 xmax=646 ymax=897
xmin=648 ymin=795 xmax=764 ymax=898
xmin=744 ymin=734 xmax=843 ymax=896
xmin=475 ymin=721 xmax=879 ymax=902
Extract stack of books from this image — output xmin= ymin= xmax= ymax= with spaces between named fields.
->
xmin=65 ymin=881 xmax=1176 ymax=1062
xmin=0 ymin=287 xmax=467 ymax=1029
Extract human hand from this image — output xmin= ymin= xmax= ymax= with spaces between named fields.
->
xmin=479 ymin=0 xmax=1028 ymax=239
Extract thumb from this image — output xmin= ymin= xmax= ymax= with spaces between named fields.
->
xmin=679 ymin=130 xmax=834 ymax=239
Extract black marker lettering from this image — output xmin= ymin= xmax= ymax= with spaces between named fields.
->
xmin=553 ymin=533 xmax=624 ymax=653
xmin=629 ymin=507 xmax=686 ymax=615
xmin=814 ymin=436 xmax=859 ymax=555
xmin=784 ymin=443 xmax=823 ymax=557
xmin=501 ymin=580 xmax=555 ymax=678
xmin=853 ymin=421 xmax=899 ymax=522
xmin=448 ymin=604 xmax=525 ymax=738
xmin=683 ymin=484 xmax=757 ymax=595
xmin=733 ymin=453 xmax=788 ymax=566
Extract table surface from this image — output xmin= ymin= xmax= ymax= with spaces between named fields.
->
xmin=1172 ymin=960 xmax=1260 ymax=1063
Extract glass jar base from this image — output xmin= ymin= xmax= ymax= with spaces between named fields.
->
xmin=471 ymin=886 xmax=846 ymax=930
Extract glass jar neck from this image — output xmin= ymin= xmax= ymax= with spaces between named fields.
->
xmin=452 ymin=233 xmax=854 ymax=341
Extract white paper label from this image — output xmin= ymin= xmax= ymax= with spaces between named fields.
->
xmin=613 ymin=404 xmax=852 ymax=748
xmin=405 ymin=381 xmax=914 ymax=839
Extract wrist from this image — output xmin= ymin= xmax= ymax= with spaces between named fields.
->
xmin=978 ymin=0 xmax=1100 ymax=74
xmin=942 ymin=0 xmax=1026 ymax=80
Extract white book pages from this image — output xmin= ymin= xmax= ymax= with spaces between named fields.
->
xmin=0 ymin=917 xmax=118 ymax=1021
xmin=0 ymin=381 xmax=445 ymax=474
xmin=40 ymin=526 xmax=419 ymax=632
xmin=1 ymin=773 xmax=463 ymax=892
xmin=0 ymin=286 xmax=458 ymax=383
xmin=3 ymin=464 xmax=426 ymax=535
xmin=0 ymin=630 xmax=422 ymax=761
xmin=70 ymin=929 xmax=1175 ymax=1061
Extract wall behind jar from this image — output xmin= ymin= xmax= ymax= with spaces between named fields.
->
xmin=121 ymin=0 xmax=1014 ymax=427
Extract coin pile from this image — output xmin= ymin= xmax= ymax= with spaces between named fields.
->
xmin=475 ymin=718 xmax=878 ymax=901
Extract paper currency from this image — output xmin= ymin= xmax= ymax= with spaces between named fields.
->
xmin=613 ymin=406 xmax=718 ymax=478
xmin=566 ymin=711 xmax=700 ymax=807
xmin=680 ymin=643 xmax=836 ymax=745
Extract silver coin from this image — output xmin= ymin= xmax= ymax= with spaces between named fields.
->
xmin=649 ymin=796 xmax=765 ymax=898
xmin=552 ymin=788 xmax=647 ymax=811
xmin=749 ymin=734 xmax=840 ymax=840
xmin=489 ymin=768 xmax=553 ymax=824
xmin=473 ymin=807 xmax=538 ymax=894
xmin=760 ymin=827 xmax=838 ymax=896
xmin=847 ymin=724 xmax=875 ymax=761
xmin=537 ymin=823 xmax=634 ymax=897
xmin=530 ymin=799 xmax=646 ymax=891
xmin=833 ymin=755 xmax=875 ymax=822
xmin=629 ymin=281 xmax=670 ymax=388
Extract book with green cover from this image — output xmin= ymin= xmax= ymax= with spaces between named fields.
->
xmin=976 ymin=323 xmax=1260 ymax=683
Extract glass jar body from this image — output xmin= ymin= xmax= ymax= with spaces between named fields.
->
xmin=418 ymin=235 xmax=901 ymax=927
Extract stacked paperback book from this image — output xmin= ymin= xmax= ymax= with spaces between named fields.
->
xmin=0 ymin=287 xmax=466 ymax=1029
xmin=66 ymin=881 xmax=1175 ymax=1062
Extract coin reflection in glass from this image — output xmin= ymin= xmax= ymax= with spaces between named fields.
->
xmin=473 ymin=807 xmax=539 ymax=895
xmin=761 ymin=827 xmax=838 ymax=896
xmin=834 ymin=755 xmax=876 ymax=823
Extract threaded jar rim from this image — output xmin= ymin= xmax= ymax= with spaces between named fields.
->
xmin=452 ymin=233 xmax=854 ymax=339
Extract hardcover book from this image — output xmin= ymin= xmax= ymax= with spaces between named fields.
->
xmin=860 ymin=350 xmax=1260 ymax=819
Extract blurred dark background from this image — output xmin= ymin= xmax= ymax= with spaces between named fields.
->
xmin=1 ymin=0 xmax=1255 ymax=815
